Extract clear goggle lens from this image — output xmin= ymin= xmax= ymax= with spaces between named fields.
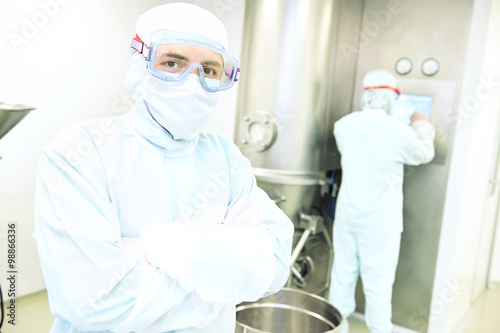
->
xmin=148 ymin=39 xmax=239 ymax=92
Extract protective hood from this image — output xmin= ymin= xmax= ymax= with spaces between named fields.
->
xmin=123 ymin=3 xmax=228 ymax=153
xmin=125 ymin=2 xmax=228 ymax=101
xmin=360 ymin=69 xmax=399 ymax=115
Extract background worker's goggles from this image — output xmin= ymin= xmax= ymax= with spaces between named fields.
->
xmin=364 ymin=85 xmax=402 ymax=96
xmin=131 ymin=30 xmax=240 ymax=92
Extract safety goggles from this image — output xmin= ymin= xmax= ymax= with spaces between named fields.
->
xmin=131 ymin=30 xmax=240 ymax=92
xmin=364 ymin=85 xmax=402 ymax=98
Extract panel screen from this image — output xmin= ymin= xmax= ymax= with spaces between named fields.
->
xmin=393 ymin=93 xmax=433 ymax=124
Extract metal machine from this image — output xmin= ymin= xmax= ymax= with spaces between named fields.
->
xmin=235 ymin=0 xmax=364 ymax=296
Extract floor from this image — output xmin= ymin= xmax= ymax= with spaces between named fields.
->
xmin=1 ymin=290 xmax=53 ymax=333
xmin=1 ymin=287 xmax=500 ymax=333
xmin=462 ymin=285 xmax=500 ymax=333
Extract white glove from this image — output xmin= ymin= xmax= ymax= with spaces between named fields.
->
xmin=412 ymin=119 xmax=436 ymax=141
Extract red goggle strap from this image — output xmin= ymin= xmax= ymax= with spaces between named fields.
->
xmin=130 ymin=34 xmax=150 ymax=59
xmin=364 ymin=85 xmax=401 ymax=96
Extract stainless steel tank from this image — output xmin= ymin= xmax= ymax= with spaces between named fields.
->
xmin=234 ymin=0 xmax=363 ymax=224
xmin=234 ymin=0 xmax=363 ymax=296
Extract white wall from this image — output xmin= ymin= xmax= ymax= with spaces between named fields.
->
xmin=431 ymin=0 xmax=500 ymax=332
xmin=491 ymin=211 xmax=500 ymax=282
xmin=488 ymin=0 xmax=500 ymax=283
xmin=0 ymin=0 xmax=245 ymax=298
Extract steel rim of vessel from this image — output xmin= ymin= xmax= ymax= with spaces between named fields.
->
xmin=236 ymin=303 xmax=338 ymax=333
xmin=253 ymin=168 xmax=324 ymax=186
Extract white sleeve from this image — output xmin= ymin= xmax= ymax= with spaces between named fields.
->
xmin=226 ymin=144 xmax=294 ymax=297
xmin=399 ymin=120 xmax=436 ymax=165
xmin=34 ymin=147 xmax=221 ymax=333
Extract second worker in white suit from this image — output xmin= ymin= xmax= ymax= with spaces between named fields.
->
xmin=329 ymin=69 xmax=435 ymax=333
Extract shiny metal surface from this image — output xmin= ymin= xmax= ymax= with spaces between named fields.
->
xmin=253 ymin=168 xmax=324 ymax=186
xmin=235 ymin=0 xmax=363 ymax=300
xmin=235 ymin=0 xmax=363 ymax=224
xmin=256 ymin=181 xmax=318 ymax=224
xmin=0 ymin=102 xmax=35 ymax=139
xmin=235 ymin=288 xmax=342 ymax=333
xmin=254 ymin=168 xmax=326 ymax=222
xmin=289 ymin=230 xmax=333 ymax=295
xmin=235 ymin=0 xmax=363 ymax=173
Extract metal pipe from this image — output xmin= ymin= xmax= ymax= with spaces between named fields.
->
xmin=290 ymin=228 xmax=312 ymax=265
xmin=271 ymin=196 xmax=286 ymax=205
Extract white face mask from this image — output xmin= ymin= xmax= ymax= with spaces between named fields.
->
xmin=142 ymin=72 xmax=219 ymax=141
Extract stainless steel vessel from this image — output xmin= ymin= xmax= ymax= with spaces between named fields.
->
xmin=235 ymin=0 xmax=363 ymax=295
xmin=235 ymin=0 xmax=363 ymax=223
xmin=235 ymin=288 xmax=342 ymax=333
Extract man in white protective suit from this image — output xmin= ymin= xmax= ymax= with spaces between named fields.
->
xmin=33 ymin=3 xmax=294 ymax=333
xmin=329 ymin=69 xmax=435 ymax=333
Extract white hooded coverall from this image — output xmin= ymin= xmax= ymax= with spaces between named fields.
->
xmin=33 ymin=3 xmax=293 ymax=333
xmin=329 ymin=77 xmax=435 ymax=333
